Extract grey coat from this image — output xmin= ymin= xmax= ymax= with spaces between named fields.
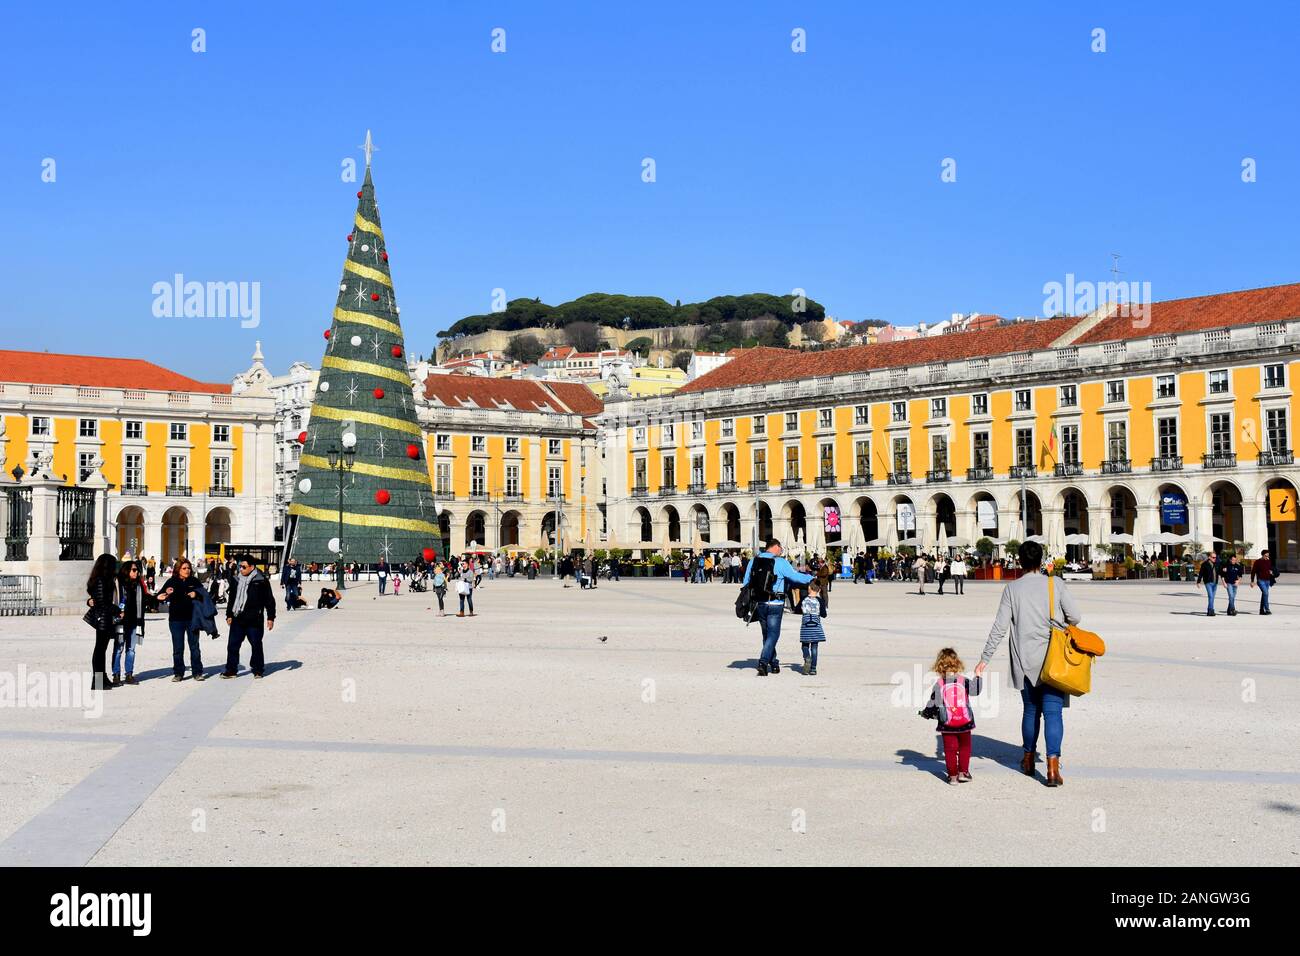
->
xmin=980 ymin=571 xmax=1081 ymax=699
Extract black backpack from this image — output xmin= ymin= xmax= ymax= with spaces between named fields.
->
xmin=735 ymin=555 xmax=777 ymax=621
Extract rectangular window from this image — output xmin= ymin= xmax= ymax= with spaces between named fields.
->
xmin=548 ymin=465 xmax=563 ymax=498
xmin=973 ymin=432 xmax=990 ymax=468
xmin=891 ymin=437 xmax=908 ymax=475
xmin=753 ymin=447 xmax=767 ymax=482
xmin=691 ymin=421 xmax=703 ymax=441
xmin=471 ymin=464 xmax=485 ymax=496
xmin=1209 ymin=413 xmax=1232 ymax=455
xmin=785 ymin=412 xmax=799 ymax=432
xmin=125 ymin=420 xmax=144 ymax=440
xmin=691 ymin=454 xmax=704 ymax=485
xmin=633 ymin=458 xmax=647 ymax=487
xmin=855 ymin=440 xmax=870 ymax=476
xmin=752 ymin=415 xmax=766 ymax=434
xmin=818 ymin=408 xmax=833 ymax=429
xmin=505 ymin=465 xmax=520 ymax=495
xmin=1266 ymin=408 xmax=1289 ymax=451
xmin=1208 ymin=370 xmax=1229 ymax=395
xmin=1106 ymin=380 xmax=1125 ymax=404
xmin=662 ymin=425 xmax=674 ymax=444
xmin=1108 ymin=421 xmax=1127 ymax=461
xmin=662 ymin=457 xmax=675 ymax=488
xmin=436 ymin=434 xmax=450 ymax=452
xmin=213 ymin=424 xmax=231 ymax=443
xmin=1015 ymin=428 xmax=1033 ymax=467
xmin=721 ymin=418 xmax=734 ymax=439
xmin=972 ymin=393 xmax=989 ymax=416
xmin=471 ymin=435 xmax=486 ymax=453
xmin=854 ymin=404 xmax=869 ymax=426
xmin=1264 ymin=364 xmax=1285 ymax=389
xmin=931 ymin=434 xmax=948 ymax=471
xmin=1014 ymin=389 xmax=1032 ymax=412
xmin=1059 ymin=385 xmax=1078 ymax=407
xmin=785 ymin=445 xmax=800 ymax=479
xmin=124 ymin=453 xmax=143 ymax=489
xmin=1156 ymin=374 xmax=1176 ymax=399
xmin=169 ymin=423 xmax=187 ymax=441
xmin=819 ymin=443 xmax=834 ymax=478
xmin=212 ymin=456 xmax=231 ymax=490
xmin=634 ymin=426 xmax=646 ymax=444
xmin=79 ymin=418 xmax=98 ymax=438
xmin=722 ymin=450 xmax=735 ymax=483
xmin=290 ymin=444 xmax=301 ymax=461
xmin=930 ymin=398 xmax=947 ymax=419
xmin=168 ymin=455 xmax=188 ymax=488
xmin=31 ymin=416 xmax=51 ymax=437
xmin=435 ymin=463 xmax=451 ymax=496
xmin=505 ymin=437 xmax=519 ymax=454
xmin=78 ymin=452 xmax=95 ymax=483
xmin=891 ymin=401 xmax=907 ymax=422
xmin=1157 ymin=417 xmax=1179 ymax=457
xmin=1060 ymin=424 xmax=1079 ymax=464
xmin=548 ymin=438 xmax=562 ymax=455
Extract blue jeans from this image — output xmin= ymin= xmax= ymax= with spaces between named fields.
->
xmin=801 ymin=642 xmax=819 ymax=666
xmin=112 ymin=626 xmax=139 ymax=676
xmin=378 ymin=575 xmax=387 ymax=594
xmin=169 ymin=621 xmax=203 ymax=677
xmin=285 ymin=584 xmax=300 ymax=610
xmin=1258 ymin=580 xmax=1271 ymax=613
xmin=1021 ymin=680 xmax=1066 ymax=758
xmin=226 ymin=620 xmax=265 ymax=676
xmin=1226 ymin=583 xmax=1238 ymax=612
xmin=1205 ymin=581 xmax=1217 ymax=614
xmin=756 ymin=601 xmax=784 ymax=666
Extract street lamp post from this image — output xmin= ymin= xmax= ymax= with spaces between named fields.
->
xmin=326 ymin=444 xmax=356 ymax=590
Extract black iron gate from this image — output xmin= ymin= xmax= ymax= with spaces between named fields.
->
xmin=5 ymin=488 xmax=31 ymax=561
xmin=57 ymin=487 xmax=97 ymax=561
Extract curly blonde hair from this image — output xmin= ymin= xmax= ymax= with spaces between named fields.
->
xmin=931 ymin=647 xmax=964 ymax=675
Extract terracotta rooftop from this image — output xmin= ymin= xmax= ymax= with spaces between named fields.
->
xmin=0 ymin=350 xmax=231 ymax=394
xmin=422 ymin=375 xmax=601 ymax=421
xmin=1074 ymin=282 xmax=1300 ymax=344
xmin=543 ymin=381 xmax=605 ymax=417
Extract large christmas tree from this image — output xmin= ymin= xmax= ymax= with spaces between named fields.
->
xmin=288 ymin=135 xmax=442 ymax=567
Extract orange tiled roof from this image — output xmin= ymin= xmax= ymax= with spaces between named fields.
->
xmin=1074 ymin=282 xmax=1300 ymax=344
xmin=0 ymin=350 xmax=231 ymax=394
xmin=423 ymin=375 xmax=601 ymax=420
xmin=543 ymin=381 xmax=605 ymax=417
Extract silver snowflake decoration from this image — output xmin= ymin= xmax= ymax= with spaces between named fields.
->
xmin=379 ymin=533 xmax=393 ymax=560
xmin=370 ymin=332 xmax=383 ymax=360
xmin=353 ymin=283 xmax=369 ymax=307
xmin=346 ymin=378 xmax=358 ymax=405
xmin=374 ymin=435 xmax=388 ymax=458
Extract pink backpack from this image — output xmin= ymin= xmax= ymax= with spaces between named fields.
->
xmin=940 ymin=678 xmax=971 ymax=725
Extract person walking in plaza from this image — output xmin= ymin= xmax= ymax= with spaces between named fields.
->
xmin=937 ymin=557 xmax=951 ymax=595
xmin=950 ymin=555 xmax=967 ymax=595
xmin=1222 ymin=553 xmax=1244 ymax=615
xmin=799 ymin=580 xmax=828 ymax=676
xmin=157 ymin=558 xmax=208 ymax=682
xmin=923 ymin=647 xmax=983 ymax=784
xmin=223 ymin=554 xmax=277 ymax=680
xmin=85 ymin=554 xmax=120 ymax=692
xmin=913 ymin=554 xmax=928 ymax=594
xmin=432 ymin=566 xmax=448 ymax=615
xmin=456 ymin=572 xmax=476 ymax=617
xmin=742 ymin=538 xmax=814 ymax=677
xmin=376 ymin=557 xmax=389 ymax=595
xmin=112 ymin=559 xmax=146 ymax=686
xmin=1251 ymin=549 xmax=1276 ymax=615
xmin=975 ymin=540 xmax=1081 ymax=787
xmin=280 ymin=558 xmax=303 ymax=611
xmin=1197 ymin=550 xmax=1219 ymax=616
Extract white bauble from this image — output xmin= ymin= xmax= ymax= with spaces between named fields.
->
xmin=350 ymin=335 xmax=362 ymax=347
xmin=327 ymin=537 xmax=341 ymax=554
xmin=319 ymin=381 xmax=329 ymax=392
xmin=395 ymin=306 xmax=401 ymax=314
xmin=339 ymin=283 xmax=346 ymax=291
xmin=298 ymin=478 xmax=312 ymax=493
xmin=341 ymin=431 xmax=357 ymax=448
xmin=361 ymin=244 xmax=369 ymax=252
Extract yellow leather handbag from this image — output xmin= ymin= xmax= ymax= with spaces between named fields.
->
xmin=1040 ymin=576 xmax=1106 ymax=695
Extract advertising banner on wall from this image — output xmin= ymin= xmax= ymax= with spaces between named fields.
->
xmin=1160 ymin=491 xmax=1188 ymax=526
xmin=897 ymin=502 xmax=916 ymax=532
xmin=824 ymin=505 xmax=841 ymax=535
xmin=977 ymin=500 xmax=998 ymax=530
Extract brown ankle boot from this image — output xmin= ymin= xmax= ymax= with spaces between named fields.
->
xmin=1020 ymin=750 xmax=1036 ymax=776
xmin=1046 ymin=756 xmax=1064 ymax=787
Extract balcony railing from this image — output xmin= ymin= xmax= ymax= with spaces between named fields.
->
xmin=631 ymin=486 xmax=649 ymax=497
xmin=1201 ymin=452 xmax=1236 ymax=470
xmin=717 ymin=480 xmax=737 ymax=494
xmin=1053 ymin=462 xmax=1084 ymax=478
xmin=1101 ymin=459 xmax=1132 ymax=474
xmin=926 ymin=469 xmax=950 ymax=484
xmin=658 ymin=487 xmax=676 ymax=496
xmin=887 ymin=472 xmax=913 ymax=486
xmin=1150 ymin=456 xmax=1183 ymax=472
xmin=815 ymin=476 xmax=836 ymax=488
xmin=850 ymin=474 xmax=873 ymax=487
xmin=781 ymin=477 xmax=803 ymax=490
xmin=166 ymin=485 xmax=191 ymax=497
xmin=748 ymin=479 xmax=769 ymax=492
xmin=209 ymin=487 xmax=235 ymax=497
xmin=503 ymin=493 xmax=524 ymax=503
xmin=966 ymin=466 xmax=993 ymax=482
xmin=687 ymin=483 xmax=707 ymax=496
xmin=1258 ymin=449 xmax=1294 ymax=467
xmin=119 ymin=485 xmax=148 ymax=496
xmin=1008 ymin=465 xmax=1036 ymax=479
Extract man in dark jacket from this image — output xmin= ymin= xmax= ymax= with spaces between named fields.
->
xmin=1221 ymin=554 xmax=1244 ymax=616
xmin=1198 ymin=551 xmax=1219 ymax=616
xmin=223 ymin=554 xmax=277 ymax=679
xmin=280 ymin=558 xmax=303 ymax=611
xmin=1250 ymin=549 xmax=1276 ymax=615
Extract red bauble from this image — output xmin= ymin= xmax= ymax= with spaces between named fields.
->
xmin=346 ymin=233 xmax=354 ymax=241
xmin=370 ymin=293 xmax=380 ymax=301
xmin=375 ymin=489 xmax=391 ymax=505
xmin=357 ymin=190 xmax=363 ymax=198
xmin=324 ymin=329 xmax=331 ymax=339
xmin=382 ymin=252 xmax=389 ymax=261
xmin=406 ymin=443 xmax=420 ymax=460
xmin=373 ymin=387 xmax=385 ymax=399
xmin=297 ymin=431 xmax=308 ymax=444
xmin=391 ymin=345 xmax=403 ymax=358
xmin=422 ymin=547 xmax=435 ymax=562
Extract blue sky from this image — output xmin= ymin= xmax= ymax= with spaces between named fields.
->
xmin=3 ymin=1 xmax=1298 ymax=382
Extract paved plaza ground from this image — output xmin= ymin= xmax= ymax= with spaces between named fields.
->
xmin=1 ymin=575 xmax=1296 ymax=866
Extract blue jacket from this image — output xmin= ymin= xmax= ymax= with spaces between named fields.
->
xmin=190 ymin=582 xmax=219 ymax=637
xmin=742 ymin=551 xmax=813 ymax=597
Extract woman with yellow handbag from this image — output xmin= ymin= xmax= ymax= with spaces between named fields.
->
xmin=974 ymin=541 xmax=1083 ymax=787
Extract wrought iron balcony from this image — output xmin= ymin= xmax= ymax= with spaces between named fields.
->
xmin=1258 ymin=449 xmax=1294 ymax=467
xmin=815 ymin=475 xmax=836 ymax=489
xmin=166 ymin=485 xmax=191 ymax=497
xmin=631 ymin=485 xmax=649 ymax=497
xmin=887 ymin=472 xmax=913 ymax=486
xmin=657 ymin=487 xmax=676 ymax=496
xmin=503 ymin=493 xmax=524 ymax=503
xmin=966 ymin=466 xmax=993 ymax=482
xmin=1150 ymin=456 xmax=1183 ymax=472
xmin=1008 ymin=465 xmax=1036 ymax=479
xmin=1201 ymin=452 xmax=1236 ymax=470
xmin=1101 ymin=459 xmax=1131 ymax=474
xmin=850 ymin=474 xmax=872 ymax=487
xmin=209 ymin=487 xmax=235 ymax=497
xmin=119 ymin=485 xmax=148 ymax=496
xmin=1053 ymin=462 xmax=1084 ymax=478
xmin=748 ymin=479 xmax=769 ymax=492
xmin=781 ymin=477 xmax=803 ymax=490
xmin=687 ymin=483 xmax=707 ymax=496
xmin=926 ymin=469 xmax=951 ymax=484
xmin=717 ymin=481 xmax=737 ymax=494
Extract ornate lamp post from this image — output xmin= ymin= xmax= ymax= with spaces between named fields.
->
xmin=326 ymin=443 xmax=356 ymax=590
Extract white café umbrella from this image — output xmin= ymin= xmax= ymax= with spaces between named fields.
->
xmin=1108 ymin=532 xmax=1138 ymax=546
xmin=1064 ymin=533 xmax=1090 ymax=545
xmin=1025 ymin=534 xmax=1047 ymax=544
xmin=937 ymin=526 xmax=950 ymax=553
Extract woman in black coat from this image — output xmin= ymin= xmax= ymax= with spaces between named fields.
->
xmin=85 ymin=554 xmax=120 ymax=692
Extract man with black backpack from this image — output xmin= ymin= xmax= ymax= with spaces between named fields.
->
xmin=739 ymin=538 xmax=814 ymax=677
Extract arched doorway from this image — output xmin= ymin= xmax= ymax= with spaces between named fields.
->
xmin=438 ymin=510 xmax=452 ymax=556
xmin=818 ymin=497 xmax=842 ymax=548
xmin=161 ymin=506 xmax=190 ymax=565
xmin=1012 ymin=490 xmax=1042 ymax=538
xmin=1059 ymin=488 xmax=1090 ymax=561
xmin=116 ymin=505 xmax=145 ymax=558
xmin=541 ymin=511 xmax=559 ymax=547
xmin=499 ymin=510 xmax=521 ymax=548
xmin=204 ymin=507 xmax=233 ymax=554
xmin=782 ymin=500 xmax=807 ymax=549
xmin=931 ymin=493 xmax=956 ymax=543
xmin=720 ymin=502 xmax=741 ymax=542
xmin=755 ymin=501 xmax=773 ymax=544
xmin=633 ymin=506 xmax=652 ymax=543
xmin=892 ymin=495 xmax=917 ymax=548
xmin=1210 ymin=480 xmax=1244 ymax=548
xmin=970 ymin=491 xmax=998 ymax=541
xmin=853 ymin=497 xmax=879 ymax=549
xmin=688 ymin=504 xmax=711 ymax=545
xmin=465 ymin=510 xmax=487 ymax=550
xmin=661 ymin=505 xmax=681 ymax=543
